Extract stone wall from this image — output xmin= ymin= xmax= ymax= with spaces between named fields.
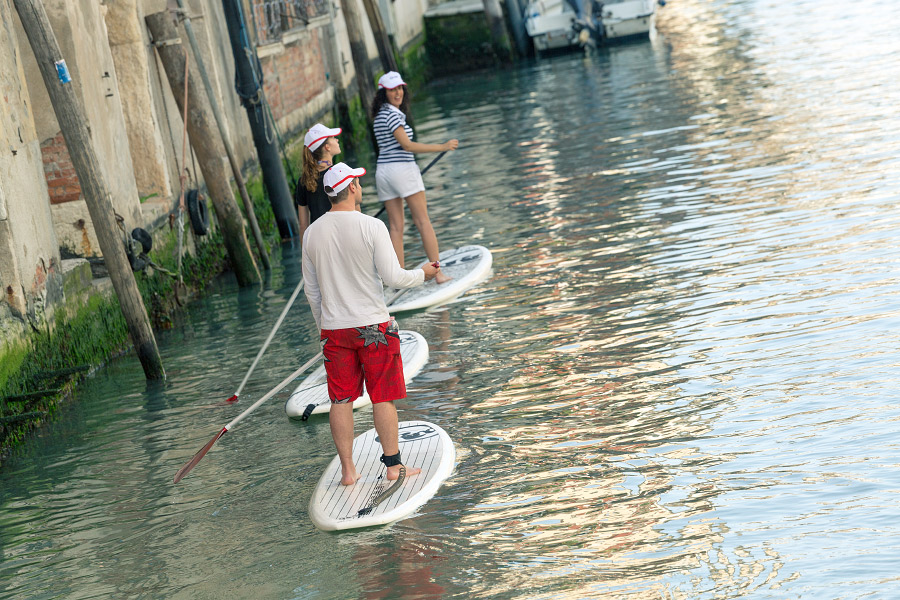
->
xmin=1 ymin=0 xmax=427 ymax=342
xmin=390 ymin=0 xmax=429 ymax=52
xmin=14 ymin=0 xmax=143 ymax=257
xmin=105 ymin=0 xmax=172 ymax=201
xmin=0 ymin=0 xmax=62 ymax=339
xmin=258 ymin=18 xmax=338 ymax=141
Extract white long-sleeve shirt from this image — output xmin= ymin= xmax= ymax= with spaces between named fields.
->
xmin=302 ymin=211 xmax=424 ymax=331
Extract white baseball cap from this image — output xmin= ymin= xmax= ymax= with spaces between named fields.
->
xmin=377 ymin=71 xmax=406 ymax=90
xmin=323 ymin=163 xmax=366 ymax=197
xmin=304 ymin=123 xmax=341 ymax=152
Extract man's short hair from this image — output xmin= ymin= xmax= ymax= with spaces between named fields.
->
xmin=324 ymin=184 xmax=350 ymax=204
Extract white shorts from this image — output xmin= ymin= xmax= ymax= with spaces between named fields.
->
xmin=376 ymin=161 xmax=425 ymax=202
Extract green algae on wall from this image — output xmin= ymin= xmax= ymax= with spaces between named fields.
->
xmin=0 ymin=188 xmax=279 ymax=465
xmin=398 ymin=35 xmax=429 ymax=88
xmin=0 ymin=293 xmax=127 ymax=460
xmin=424 ymin=8 xmax=500 ymax=73
xmin=343 ymin=94 xmax=374 ymax=149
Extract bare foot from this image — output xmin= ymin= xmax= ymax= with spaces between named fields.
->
xmin=340 ymin=469 xmax=361 ymax=486
xmin=387 ymin=464 xmax=420 ymax=480
xmin=435 ymin=269 xmax=452 ymax=285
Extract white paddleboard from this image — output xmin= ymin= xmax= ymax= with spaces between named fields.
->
xmin=387 ymin=245 xmax=492 ymax=313
xmin=309 ymin=420 xmax=455 ymax=531
xmin=285 ymin=330 xmax=429 ymax=420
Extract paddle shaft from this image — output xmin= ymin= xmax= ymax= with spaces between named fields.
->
xmin=372 ymin=151 xmax=448 ymax=219
xmin=230 ymin=279 xmax=306 ymax=401
xmin=174 ymin=351 xmax=323 ymax=483
xmin=227 ymin=351 xmax=322 ymax=431
xmin=385 ymin=286 xmax=413 ymax=308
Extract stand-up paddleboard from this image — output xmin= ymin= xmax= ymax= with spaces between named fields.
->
xmin=387 ymin=245 xmax=492 ymax=313
xmin=309 ymin=421 xmax=455 ymax=531
xmin=285 ymin=330 xmax=429 ymax=420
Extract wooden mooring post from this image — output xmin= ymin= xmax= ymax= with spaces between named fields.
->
xmin=342 ymin=0 xmax=377 ymax=119
xmin=146 ymin=12 xmax=261 ymax=287
xmin=13 ymin=0 xmax=165 ymax=380
xmin=360 ymin=0 xmax=399 ymax=73
xmin=172 ymin=0 xmax=271 ymax=271
xmin=483 ymin=0 xmax=513 ymax=61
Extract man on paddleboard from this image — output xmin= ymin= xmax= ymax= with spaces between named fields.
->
xmin=302 ymin=163 xmax=438 ymax=485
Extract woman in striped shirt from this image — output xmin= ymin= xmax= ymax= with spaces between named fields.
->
xmin=372 ymin=71 xmax=458 ymax=284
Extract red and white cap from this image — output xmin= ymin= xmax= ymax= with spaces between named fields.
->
xmin=304 ymin=123 xmax=341 ymax=152
xmin=323 ymin=162 xmax=366 ymax=196
xmin=377 ymin=71 xmax=406 ymax=90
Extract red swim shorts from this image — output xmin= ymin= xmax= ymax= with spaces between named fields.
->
xmin=320 ymin=321 xmax=406 ymax=404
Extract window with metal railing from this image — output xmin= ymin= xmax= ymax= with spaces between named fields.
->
xmin=251 ymin=0 xmax=330 ymax=45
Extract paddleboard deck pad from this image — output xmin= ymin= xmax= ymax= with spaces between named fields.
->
xmin=309 ymin=420 xmax=455 ymax=531
xmin=387 ymin=245 xmax=492 ymax=313
xmin=285 ymin=330 xmax=428 ymax=420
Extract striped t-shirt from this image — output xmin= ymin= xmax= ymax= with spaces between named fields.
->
xmin=374 ymin=105 xmax=415 ymax=164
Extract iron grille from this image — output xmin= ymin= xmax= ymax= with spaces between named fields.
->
xmin=252 ymin=0 xmax=330 ymax=44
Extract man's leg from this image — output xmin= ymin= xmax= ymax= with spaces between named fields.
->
xmin=330 ymin=402 xmax=359 ymax=485
xmin=372 ymin=401 xmax=422 ymax=480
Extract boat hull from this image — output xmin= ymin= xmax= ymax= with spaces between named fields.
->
xmin=525 ymin=0 xmax=656 ymax=51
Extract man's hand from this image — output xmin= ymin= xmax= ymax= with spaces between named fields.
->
xmin=422 ymin=262 xmax=439 ymax=281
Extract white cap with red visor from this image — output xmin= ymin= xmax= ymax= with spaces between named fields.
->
xmin=304 ymin=123 xmax=341 ymax=152
xmin=323 ymin=163 xmax=366 ymax=197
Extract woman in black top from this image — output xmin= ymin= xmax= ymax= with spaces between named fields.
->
xmin=296 ymin=123 xmax=342 ymax=239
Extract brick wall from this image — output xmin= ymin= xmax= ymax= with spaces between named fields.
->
xmin=261 ymin=29 xmax=328 ymax=126
xmin=40 ymin=132 xmax=82 ymax=205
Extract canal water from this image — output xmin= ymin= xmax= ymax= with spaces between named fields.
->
xmin=4 ymin=0 xmax=900 ymax=597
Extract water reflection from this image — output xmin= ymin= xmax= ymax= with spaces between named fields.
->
xmin=5 ymin=0 xmax=900 ymax=597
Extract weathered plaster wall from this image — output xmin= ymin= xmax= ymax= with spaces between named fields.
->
xmin=0 ymin=0 xmax=62 ymax=334
xmin=105 ymin=0 xmax=171 ymax=200
xmin=389 ymin=0 xmax=428 ymax=51
xmin=15 ymin=0 xmax=143 ymax=256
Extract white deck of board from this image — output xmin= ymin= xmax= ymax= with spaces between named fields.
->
xmin=309 ymin=421 xmax=456 ymax=530
xmin=386 ymin=245 xmax=492 ymax=313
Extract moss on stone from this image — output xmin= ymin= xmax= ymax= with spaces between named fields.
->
xmin=399 ymin=35 xmax=429 ymax=87
xmin=0 ymin=188 xmax=278 ymax=465
xmin=346 ymin=94 xmax=373 ymax=149
xmin=425 ymin=12 xmax=500 ymax=73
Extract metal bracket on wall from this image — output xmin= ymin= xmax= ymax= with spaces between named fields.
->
xmin=153 ymin=37 xmax=182 ymax=48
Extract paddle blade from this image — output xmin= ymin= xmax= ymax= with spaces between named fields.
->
xmin=225 ymin=394 xmax=238 ymax=403
xmin=173 ymin=427 xmax=227 ymax=483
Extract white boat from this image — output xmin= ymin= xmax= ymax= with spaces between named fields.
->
xmin=524 ymin=0 xmax=659 ymax=52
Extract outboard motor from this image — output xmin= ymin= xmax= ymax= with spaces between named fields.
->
xmin=568 ymin=0 xmax=604 ymax=47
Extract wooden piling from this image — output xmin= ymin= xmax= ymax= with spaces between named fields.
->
xmin=145 ymin=12 xmax=261 ymax=287
xmin=172 ymin=1 xmax=271 ymax=271
xmin=14 ymin=0 xmax=165 ymax=380
xmin=341 ymin=0 xmax=377 ymax=118
xmin=483 ymin=0 xmax=513 ymax=61
xmin=360 ymin=0 xmax=399 ymax=73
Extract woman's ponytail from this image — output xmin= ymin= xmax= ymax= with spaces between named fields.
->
xmin=301 ymin=145 xmax=321 ymax=193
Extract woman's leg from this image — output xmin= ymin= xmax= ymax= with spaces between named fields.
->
xmin=383 ymin=197 xmax=405 ymax=267
xmin=405 ymin=191 xmax=451 ymax=283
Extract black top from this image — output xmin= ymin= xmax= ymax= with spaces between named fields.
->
xmin=294 ymin=171 xmax=332 ymax=224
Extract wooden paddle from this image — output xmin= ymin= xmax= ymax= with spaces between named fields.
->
xmin=372 ymin=151 xmax=448 ymax=219
xmin=225 ymin=279 xmax=305 ymax=403
xmin=174 ymin=351 xmax=323 ymax=483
